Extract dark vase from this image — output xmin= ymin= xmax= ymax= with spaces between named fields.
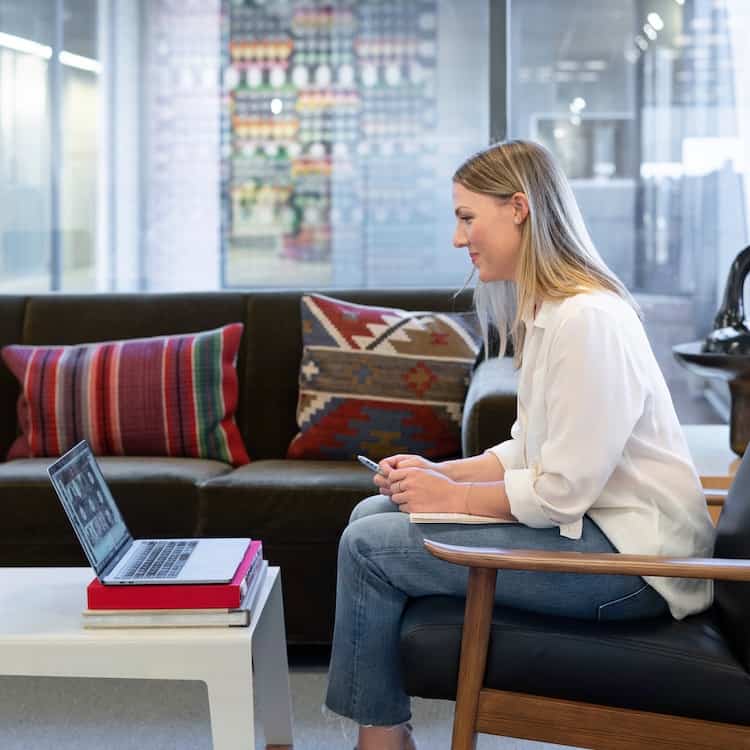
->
xmin=673 ymin=245 xmax=750 ymax=456
xmin=703 ymin=244 xmax=750 ymax=355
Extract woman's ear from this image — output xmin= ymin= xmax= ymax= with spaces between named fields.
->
xmin=511 ymin=192 xmax=529 ymax=224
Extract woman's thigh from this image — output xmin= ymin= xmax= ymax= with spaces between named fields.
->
xmin=341 ymin=507 xmax=667 ymax=621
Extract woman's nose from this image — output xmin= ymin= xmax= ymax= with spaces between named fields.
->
xmin=453 ymin=228 xmax=466 ymax=248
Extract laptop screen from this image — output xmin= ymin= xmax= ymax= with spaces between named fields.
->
xmin=47 ymin=441 xmax=132 ymax=576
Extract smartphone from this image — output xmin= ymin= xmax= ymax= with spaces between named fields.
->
xmin=357 ymin=454 xmax=388 ymax=476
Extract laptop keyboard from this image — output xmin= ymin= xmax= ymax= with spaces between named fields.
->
xmin=119 ymin=540 xmax=198 ymax=580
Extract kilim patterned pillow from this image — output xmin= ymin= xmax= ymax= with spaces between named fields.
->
xmin=1 ymin=324 xmax=249 ymax=466
xmin=287 ymin=294 xmax=481 ymax=461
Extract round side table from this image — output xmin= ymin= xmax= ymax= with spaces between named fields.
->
xmin=673 ymin=341 xmax=750 ymax=456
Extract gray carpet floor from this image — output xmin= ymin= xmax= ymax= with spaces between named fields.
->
xmin=0 ymin=661 xmax=579 ymax=749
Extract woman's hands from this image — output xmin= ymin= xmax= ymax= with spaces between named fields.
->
xmin=380 ymin=454 xmax=441 ymax=475
xmin=372 ymin=454 xmax=442 ymax=497
xmin=389 ymin=468 xmax=467 ymax=513
xmin=373 ymin=454 xmax=467 ymax=514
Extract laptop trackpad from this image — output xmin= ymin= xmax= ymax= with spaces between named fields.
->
xmin=176 ymin=538 xmax=250 ymax=583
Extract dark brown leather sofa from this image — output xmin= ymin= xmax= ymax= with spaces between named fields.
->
xmin=0 ymin=289 xmax=517 ymax=644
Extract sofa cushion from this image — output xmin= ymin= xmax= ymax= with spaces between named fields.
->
xmin=2 ymin=324 xmax=249 ymax=466
xmin=198 ymin=459 xmax=377 ymax=543
xmin=287 ymin=294 xmax=480 ymax=461
xmin=0 ymin=457 xmax=232 ymax=565
xmin=400 ymin=596 xmax=750 ymax=726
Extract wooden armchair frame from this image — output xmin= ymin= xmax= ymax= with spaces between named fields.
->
xmin=424 ymin=539 xmax=750 ymax=750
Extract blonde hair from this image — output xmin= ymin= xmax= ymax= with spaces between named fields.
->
xmin=453 ymin=139 xmax=639 ymax=366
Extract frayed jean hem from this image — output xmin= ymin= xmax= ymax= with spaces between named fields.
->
xmin=323 ymin=698 xmax=412 ymax=729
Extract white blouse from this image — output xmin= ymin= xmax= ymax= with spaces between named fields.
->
xmin=488 ymin=291 xmax=715 ymax=620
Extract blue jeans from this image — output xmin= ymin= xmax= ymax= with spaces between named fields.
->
xmin=325 ymin=494 xmax=669 ymax=726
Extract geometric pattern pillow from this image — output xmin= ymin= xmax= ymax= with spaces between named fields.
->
xmin=1 ymin=324 xmax=250 ymax=466
xmin=286 ymin=294 xmax=480 ymax=461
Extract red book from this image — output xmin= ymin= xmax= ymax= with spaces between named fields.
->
xmin=86 ymin=540 xmax=263 ymax=610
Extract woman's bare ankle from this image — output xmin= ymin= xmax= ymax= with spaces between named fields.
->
xmin=357 ymin=722 xmax=415 ymax=750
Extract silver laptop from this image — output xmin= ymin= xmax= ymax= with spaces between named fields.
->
xmin=48 ymin=440 xmax=250 ymax=585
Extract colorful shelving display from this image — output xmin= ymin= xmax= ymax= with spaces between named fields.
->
xmin=220 ymin=0 xmax=439 ymax=287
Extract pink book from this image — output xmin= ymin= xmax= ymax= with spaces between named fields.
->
xmin=86 ymin=540 xmax=263 ymax=610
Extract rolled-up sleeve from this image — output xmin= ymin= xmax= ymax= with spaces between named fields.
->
xmin=505 ymin=306 xmax=647 ymax=538
xmin=486 ymin=418 xmax=524 ymax=471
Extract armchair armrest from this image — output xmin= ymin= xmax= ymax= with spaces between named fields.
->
xmin=462 ymin=357 xmax=518 ymax=457
xmin=703 ymin=487 xmax=728 ymax=504
xmin=423 ymin=539 xmax=750 ymax=581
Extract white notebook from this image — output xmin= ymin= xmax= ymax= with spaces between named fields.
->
xmin=409 ymin=513 xmax=513 ymax=524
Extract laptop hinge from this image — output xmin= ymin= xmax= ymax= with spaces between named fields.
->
xmin=99 ymin=537 xmax=134 ymax=579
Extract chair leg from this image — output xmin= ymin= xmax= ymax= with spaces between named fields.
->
xmin=451 ymin=566 xmax=497 ymax=750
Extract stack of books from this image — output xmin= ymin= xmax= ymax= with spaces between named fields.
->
xmin=82 ymin=540 xmax=267 ymax=628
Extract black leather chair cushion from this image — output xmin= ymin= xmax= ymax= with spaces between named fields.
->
xmin=400 ymin=596 xmax=750 ymax=726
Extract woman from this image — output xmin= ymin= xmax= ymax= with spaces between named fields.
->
xmin=324 ymin=140 xmax=715 ymax=750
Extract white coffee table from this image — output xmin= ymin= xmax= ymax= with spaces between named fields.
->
xmin=0 ymin=566 xmax=293 ymax=749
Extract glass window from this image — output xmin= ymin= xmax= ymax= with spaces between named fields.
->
xmin=0 ymin=0 xmax=54 ymax=291
xmin=0 ymin=0 xmax=99 ymax=292
xmin=60 ymin=0 xmax=99 ymax=290
xmin=509 ymin=0 xmax=750 ymax=422
xmin=4 ymin=1 xmax=490 ymax=293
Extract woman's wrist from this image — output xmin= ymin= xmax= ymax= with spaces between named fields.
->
xmin=440 ymin=456 xmax=483 ymax=482
xmin=438 ymin=459 xmax=461 ymax=481
xmin=441 ymin=453 xmax=506 ymax=483
xmin=456 ymin=480 xmax=513 ymax=519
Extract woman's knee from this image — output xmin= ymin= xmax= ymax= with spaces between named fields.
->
xmin=338 ymin=515 xmax=374 ymax=568
xmin=339 ymin=508 xmax=411 ymax=566
xmin=349 ymin=494 xmax=397 ymax=524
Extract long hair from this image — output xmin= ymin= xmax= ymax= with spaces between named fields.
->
xmin=453 ymin=139 xmax=639 ymax=366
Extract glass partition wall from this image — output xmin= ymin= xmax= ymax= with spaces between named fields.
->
xmin=0 ymin=0 xmax=99 ymax=292
xmin=1 ymin=0 xmax=490 ymax=292
xmin=0 ymin=0 xmax=54 ymax=291
xmin=508 ymin=0 xmax=750 ymax=421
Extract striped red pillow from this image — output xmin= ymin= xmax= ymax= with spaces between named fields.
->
xmin=1 ymin=324 xmax=249 ymax=466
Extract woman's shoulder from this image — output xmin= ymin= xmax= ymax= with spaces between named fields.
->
xmin=542 ymin=291 xmax=641 ymax=344
xmin=556 ymin=289 xmax=637 ymax=323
